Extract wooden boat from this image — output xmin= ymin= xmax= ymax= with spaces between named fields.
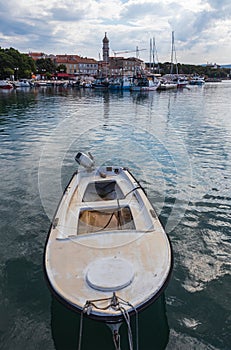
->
xmin=44 ymin=152 xmax=173 ymax=346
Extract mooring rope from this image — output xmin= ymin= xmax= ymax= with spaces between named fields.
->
xmin=112 ymin=327 xmax=121 ymax=350
xmin=77 ymin=311 xmax=84 ymax=350
xmin=77 ymin=293 xmax=139 ymax=350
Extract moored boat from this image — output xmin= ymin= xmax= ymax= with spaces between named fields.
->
xmin=176 ymin=76 xmax=188 ymax=88
xmin=44 ymin=152 xmax=173 ymax=348
xmin=0 ymin=80 xmax=13 ymax=89
xmin=189 ymin=75 xmax=205 ymax=85
xmin=92 ymin=78 xmax=109 ymax=89
xmin=121 ymin=76 xmax=132 ymax=90
xmin=157 ymin=80 xmax=177 ymax=91
xmin=108 ymin=77 xmax=122 ymax=90
xmin=130 ymin=75 xmax=160 ymax=91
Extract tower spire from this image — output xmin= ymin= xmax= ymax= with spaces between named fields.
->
xmin=102 ymin=32 xmax=109 ymax=63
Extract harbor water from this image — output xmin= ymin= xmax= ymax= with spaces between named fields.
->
xmin=0 ymin=82 xmax=230 ymax=349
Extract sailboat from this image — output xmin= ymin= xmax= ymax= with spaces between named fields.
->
xmin=158 ymin=31 xmax=188 ymax=90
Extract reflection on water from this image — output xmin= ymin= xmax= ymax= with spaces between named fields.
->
xmin=0 ymin=83 xmax=231 ymax=349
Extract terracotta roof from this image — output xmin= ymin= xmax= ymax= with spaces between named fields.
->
xmin=55 ymin=55 xmax=98 ymax=64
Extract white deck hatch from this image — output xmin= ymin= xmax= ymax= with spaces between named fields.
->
xmin=86 ymin=257 xmax=134 ymax=292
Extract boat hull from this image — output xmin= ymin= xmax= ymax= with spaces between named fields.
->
xmin=0 ymin=81 xmax=13 ymax=89
xmin=44 ymin=166 xmax=173 ymax=323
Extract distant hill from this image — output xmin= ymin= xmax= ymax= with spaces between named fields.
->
xmin=201 ymin=64 xmax=231 ymax=68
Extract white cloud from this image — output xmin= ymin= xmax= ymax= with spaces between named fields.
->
xmin=0 ymin=0 xmax=230 ymax=64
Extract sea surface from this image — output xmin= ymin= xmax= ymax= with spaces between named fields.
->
xmin=0 ymin=82 xmax=230 ymax=350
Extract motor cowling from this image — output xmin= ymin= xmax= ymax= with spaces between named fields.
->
xmin=75 ymin=152 xmax=94 ymax=169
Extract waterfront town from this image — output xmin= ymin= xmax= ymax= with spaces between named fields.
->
xmin=29 ymin=33 xmax=145 ymax=79
xmin=0 ymin=33 xmax=230 ymax=90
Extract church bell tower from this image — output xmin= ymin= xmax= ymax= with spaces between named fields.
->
xmin=102 ymin=32 xmax=109 ymax=63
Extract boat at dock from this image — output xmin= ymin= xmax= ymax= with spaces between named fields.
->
xmin=13 ymin=79 xmax=34 ymax=88
xmin=44 ymin=152 xmax=173 ymax=348
xmin=189 ymin=75 xmax=205 ymax=85
xmin=130 ymin=75 xmax=160 ymax=91
xmin=157 ymin=79 xmax=177 ymax=91
xmin=92 ymin=78 xmax=109 ymax=90
xmin=0 ymin=80 xmax=13 ymax=90
xmin=108 ymin=76 xmax=132 ymax=90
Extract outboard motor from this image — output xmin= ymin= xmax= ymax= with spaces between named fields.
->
xmin=75 ymin=152 xmax=94 ymax=169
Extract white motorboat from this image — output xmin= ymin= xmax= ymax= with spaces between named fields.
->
xmin=0 ymin=80 xmax=13 ymax=89
xmin=130 ymin=76 xmax=160 ymax=91
xmin=44 ymin=152 xmax=173 ymax=347
xmin=189 ymin=75 xmax=205 ymax=85
xmin=157 ymin=80 xmax=177 ymax=91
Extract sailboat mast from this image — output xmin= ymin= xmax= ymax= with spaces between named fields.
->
xmin=170 ymin=31 xmax=178 ymax=75
xmin=150 ymin=38 xmax=152 ymax=72
xmin=152 ymin=37 xmax=155 ymax=71
xmin=170 ymin=31 xmax=174 ymax=75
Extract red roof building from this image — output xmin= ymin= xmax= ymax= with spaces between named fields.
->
xmin=54 ymin=55 xmax=98 ymax=76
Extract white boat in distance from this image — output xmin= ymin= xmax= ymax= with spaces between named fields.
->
xmin=44 ymin=152 xmax=173 ymax=346
xmin=0 ymin=80 xmax=13 ymax=89
xmin=130 ymin=76 xmax=160 ymax=91
xmin=189 ymin=75 xmax=205 ymax=85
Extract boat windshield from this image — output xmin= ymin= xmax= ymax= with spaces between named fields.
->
xmin=82 ymin=180 xmax=125 ymax=201
xmin=78 ymin=206 xmax=135 ymax=234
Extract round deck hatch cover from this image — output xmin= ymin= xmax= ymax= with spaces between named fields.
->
xmin=86 ymin=257 xmax=134 ymax=292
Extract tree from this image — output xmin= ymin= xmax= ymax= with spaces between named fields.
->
xmin=0 ymin=47 xmax=36 ymax=79
xmin=56 ymin=64 xmax=67 ymax=73
xmin=36 ymin=58 xmax=56 ymax=75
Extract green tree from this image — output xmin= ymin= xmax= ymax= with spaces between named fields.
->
xmin=56 ymin=64 xmax=67 ymax=73
xmin=36 ymin=58 xmax=56 ymax=75
xmin=0 ymin=47 xmax=36 ymax=79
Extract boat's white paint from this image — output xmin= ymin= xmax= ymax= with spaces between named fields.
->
xmin=86 ymin=257 xmax=135 ymax=292
xmin=44 ymin=166 xmax=172 ymax=320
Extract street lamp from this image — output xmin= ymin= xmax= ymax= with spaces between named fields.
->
xmin=14 ymin=67 xmax=19 ymax=81
xmin=41 ymin=69 xmax=46 ymax=80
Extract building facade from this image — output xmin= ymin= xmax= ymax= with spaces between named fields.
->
xmin=54 ymin=55 xmax=98 ymax=76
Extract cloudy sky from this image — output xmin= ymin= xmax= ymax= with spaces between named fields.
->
xmin=0 ymin=0 xmax=230 ymax=64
